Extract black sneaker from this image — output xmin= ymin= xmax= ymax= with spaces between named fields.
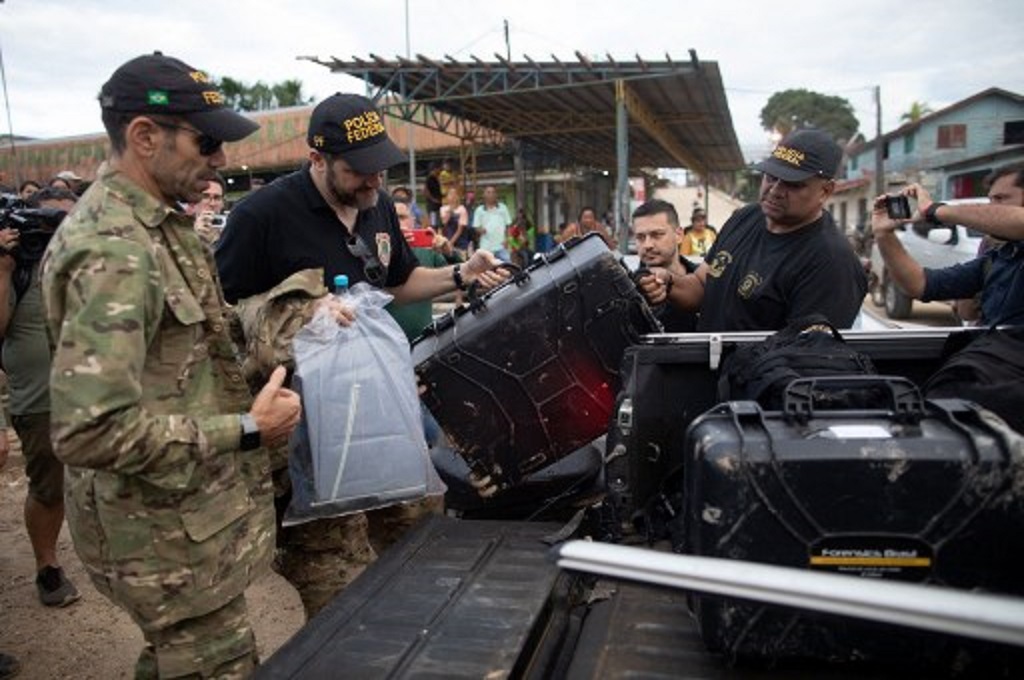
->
xmin=36 ymin=566 xmax=81 ymax=607
xmin=0 ymin=652 xmax=20 ymax=679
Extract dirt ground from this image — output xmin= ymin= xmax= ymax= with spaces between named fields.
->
xmin=0 ymin=434 xmax=305 ymax=680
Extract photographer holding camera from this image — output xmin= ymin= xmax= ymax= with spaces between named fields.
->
xmin=871 ymin=164 xmax=1024 ymax=325
xmin=191 ymin=173 xmax=227 ymax=248
xmin=0 ymin=185 xmax=81 ymax=608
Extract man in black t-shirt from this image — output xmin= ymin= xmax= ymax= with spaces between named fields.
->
xmin=632 ymin=199 xmax=697 ymax=332
xmin=217 ymin=93 xmax=506 ymax=618
xmin=637 ymin=128 xmax=866 ymax=330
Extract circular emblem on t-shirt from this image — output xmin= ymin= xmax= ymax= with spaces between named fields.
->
xmin=376 ymin=232 xmax=392 ymax=267
xmin=707 ymin=251 xmax=732 ymax=278
xmin=737 ymin=271 xmax=764 ymax=298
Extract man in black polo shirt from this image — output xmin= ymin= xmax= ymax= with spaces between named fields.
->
xmin=637 ymin=128 xmax=866 ymax=330
xmin=216 ymin=93 xmax=505 ymax=618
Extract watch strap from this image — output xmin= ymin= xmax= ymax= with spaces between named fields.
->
xmin=452 ymin=263 xmax=467 ymax=291
xmin=924 ymin=201 xmax=946 ymax=225
xmin=240 ymin=413 xmax=261 ymax=451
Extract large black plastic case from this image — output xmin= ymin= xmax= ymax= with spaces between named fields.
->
xmin=412 ymin=234 xmax=659 ymax=488
xmin=608 ymin=327 xmax=982 ymax=519
xmin=683 ymin=376 xmax=1024 ymax=666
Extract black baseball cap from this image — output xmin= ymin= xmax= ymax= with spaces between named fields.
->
xmin=754 ymin=128 xmax=842 ymax=182
xmin=99 ymin=52 xmax=259 ymax=142
xmin=307 ymin=93 xmax=406 ymax=174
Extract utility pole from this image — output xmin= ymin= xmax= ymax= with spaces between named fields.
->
xmin=405 ymin=0 xmax=417 ymax=203
xmin=874 ymin=85 xmax=884 ymax=197
xmin=0 ymin=24 xmax=21 ymax=184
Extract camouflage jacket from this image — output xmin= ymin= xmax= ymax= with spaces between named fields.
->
xmin=235 ymin=267 xmax=326 ymax=390
xmin=235 ymin=268 xmax=326 ymax=474
xmin=40 ymin=164 xmax=273 ymax=629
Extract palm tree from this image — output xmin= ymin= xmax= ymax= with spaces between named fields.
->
xmin=272 ymin=79 xmax=312 ymax=108
xmin=900 ymin=101 xmax=933 ymax=124
xmin=216 ymin=77 xmax=312 ymax=111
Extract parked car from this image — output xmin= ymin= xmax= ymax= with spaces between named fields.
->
xmin=868 ymin=197 xmax=988 ymax=319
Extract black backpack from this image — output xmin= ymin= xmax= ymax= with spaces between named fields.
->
xmin=717 ymin=315 xmax=878 ymax=410
xmin=925 ymin=326 xmax=1024 ymax=434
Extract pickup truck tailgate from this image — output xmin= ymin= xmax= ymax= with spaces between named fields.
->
xmin=256 ymin=516 xmax=563 ymax=679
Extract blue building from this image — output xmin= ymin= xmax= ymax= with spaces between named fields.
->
xmin=849 ymin=88 xmax=1024 ymax=197
xmin=831 ymin=88 xmax=1024 ymax=234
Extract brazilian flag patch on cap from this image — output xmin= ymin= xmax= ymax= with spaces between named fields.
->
xmin=147 ymin=90 xmax=169 ymax=106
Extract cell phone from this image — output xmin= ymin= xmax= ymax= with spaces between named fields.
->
xmin=406 ymin=229 xmax=434 ymax=248
xmin=884 ymin=195 xmax=912 ymax=220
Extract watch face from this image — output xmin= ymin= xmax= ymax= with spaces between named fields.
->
xmin=241 ymin=415 xmax=261 ymax=450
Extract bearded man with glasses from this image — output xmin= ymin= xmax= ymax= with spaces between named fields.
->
xmin=40 ymin=53 xmax=303 ymax=678
xmin=216 ymin=93 xmax=507 ymax=618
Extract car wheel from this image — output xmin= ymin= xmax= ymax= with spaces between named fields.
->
xmin=883 ymin=275 xmax=912 ymax=319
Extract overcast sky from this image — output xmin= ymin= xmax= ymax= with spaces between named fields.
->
xmin=2 ymin=0 xmax=1022 ymax=162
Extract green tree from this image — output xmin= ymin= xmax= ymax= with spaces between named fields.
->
xmin=900 ymin=100 xmax=933 ymax=124
xmin=219 ymin=76 xmax=249 ymax=110
xmin=759 ymin=89 xmax=859 ymax=143
xmin=272 ymin=79 xmax=312 ymax=108
xmin=215 ymin=76 xmax=313 ymax=111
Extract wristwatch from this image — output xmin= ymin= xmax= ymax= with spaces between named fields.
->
xmin=924 ymin=201 xmax=947 ymax=226
xmin=451 ymin=263 xmax=468 ymax=291
xmin=239 ymin=413 xmax=262 ymax=451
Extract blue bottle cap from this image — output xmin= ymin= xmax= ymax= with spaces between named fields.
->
xmin=333 ymin=274 xmax=349 ymax=290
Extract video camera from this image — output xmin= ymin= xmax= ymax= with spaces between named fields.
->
xmin=0 ymin=194 xmax=67 ymax=262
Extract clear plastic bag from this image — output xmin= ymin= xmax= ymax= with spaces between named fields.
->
xmin=283 ymin=282 xmax=445 ymax=526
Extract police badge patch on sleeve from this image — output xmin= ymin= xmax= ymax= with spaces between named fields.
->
xmin=376 ymin=232 xmax=392 ymax=267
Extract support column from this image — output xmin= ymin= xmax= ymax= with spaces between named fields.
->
xmin=615 ymin=80 xmax=629 ymax=254
xmin=513 ymin=139 xmax=526 ymax=215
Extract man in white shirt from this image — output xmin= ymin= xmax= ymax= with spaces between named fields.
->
xmin=472 ymin=185 xmax=513 ymax=262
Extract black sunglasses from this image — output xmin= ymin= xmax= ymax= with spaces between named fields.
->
xmin=155 ymin=121 xmax=224 ymax=156
xmin=345 ymin=233 xmax=386 ymax=287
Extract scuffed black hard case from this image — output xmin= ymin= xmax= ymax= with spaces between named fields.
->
xmin=607 ymin=327 xmax=984 ymax=525
xmin=683 ymin=376 xmax=1024 ymax=668
xmin=412 ymin=234 xmax=660 ymax=488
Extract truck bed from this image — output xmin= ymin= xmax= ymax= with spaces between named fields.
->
xmin=258 ymin=517 xmax=916 ymax=679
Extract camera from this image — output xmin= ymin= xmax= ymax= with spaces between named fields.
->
xmin=884 ymin=194 xmax=912 ymax=220
xmin=0 ymin=194 xmax=66 ymax=261
xmin=210 ymin=214 xmax=227 ymax=228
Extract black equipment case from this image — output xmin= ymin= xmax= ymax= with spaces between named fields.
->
xmin=682 ymin=375 xmax=1024 ymax=666
xmin=431 ymin=436 xmax=606 ymax=520
xmin=607 ymin=327 xmax=984 ymax=523
xmin=412 ymin=234 xmax=660 ymax=489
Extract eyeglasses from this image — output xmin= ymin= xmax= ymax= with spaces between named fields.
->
xmin=345 ymin=232 xmax=386 ymax=287
xmin=201 ymin=192 xmax=225 ymax=201
xmin=155 ymin=121 xmax=224 ymax=156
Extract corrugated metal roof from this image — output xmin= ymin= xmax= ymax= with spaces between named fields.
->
xmin=301 ymin=51 xmax=744 ymax=175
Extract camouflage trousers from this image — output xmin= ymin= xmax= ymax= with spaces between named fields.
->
xmin=134 ymin=593 xmax=256 ymax=679
xmin=277 ymin=495 xmax=444 ymax=618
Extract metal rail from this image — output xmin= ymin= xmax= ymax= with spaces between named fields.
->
xmin=554 ymin=540 xmax=1024 ymax=646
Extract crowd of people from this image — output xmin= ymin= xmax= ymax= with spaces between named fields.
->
xmin=0 ymin=49 xmax=1022 ymax=680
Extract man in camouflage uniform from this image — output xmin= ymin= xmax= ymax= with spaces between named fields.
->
xmin=40 ymin=53 xmax=302 ymax=679
xmin=217 ymin=93 xmax=507 ymax=617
